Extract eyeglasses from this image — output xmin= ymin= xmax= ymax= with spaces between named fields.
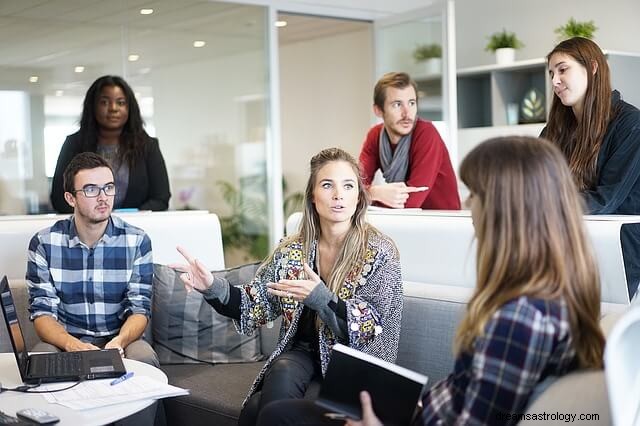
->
xmin=73 ymin=183 xmax=116 ymax=198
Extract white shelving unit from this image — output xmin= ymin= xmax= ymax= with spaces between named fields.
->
xmin=414 ymin=72 xmax=443 ymax=121
xmin=457 ymin=58 xmax=549 ymax=129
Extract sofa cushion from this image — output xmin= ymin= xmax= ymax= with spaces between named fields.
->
xmin=520 ymin=370 xmax=610 ymax=425
xmin=152 ymin=263 xmax=262 ymax=364
xmin=397 ymin=282 xmax=467 ymax=383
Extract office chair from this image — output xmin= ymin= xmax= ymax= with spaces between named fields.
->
xmin=605 ymin=306 xmax=640 ymax=426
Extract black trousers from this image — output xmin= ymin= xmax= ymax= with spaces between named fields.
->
xmin=238 ymin=347 xmax=322 ymax=426
xmin=256 ymin=399 xmax=343 ymax=426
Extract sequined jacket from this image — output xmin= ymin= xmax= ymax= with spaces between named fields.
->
xmin=235 ymin=230 xmax=403 ymax=405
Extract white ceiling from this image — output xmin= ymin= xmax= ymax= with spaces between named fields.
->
xmin=228 ymin=0 xmax=440 ymax=20
xmin=0 ymin=0 xmax=376 ymax=98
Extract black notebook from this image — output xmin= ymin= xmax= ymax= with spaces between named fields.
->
xmin=316 ymin=344 xmax=428 ymax=425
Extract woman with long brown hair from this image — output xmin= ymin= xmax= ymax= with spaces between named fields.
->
xmin=257 ymin=136 xmax=605 ymax=426
xmin=173 ymin=147 xmax=403 ymax=425
xmin=542 ymin=36 xmax=640 ymax=299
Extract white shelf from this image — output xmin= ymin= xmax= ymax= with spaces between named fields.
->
xmin=457 ymin=57 xmax=546 ymax=76
xmin=457 ymin=58 xmax=549 ymax=129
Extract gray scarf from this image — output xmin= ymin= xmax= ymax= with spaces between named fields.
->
xmin=379 ymin=125 xmax=413 ymax=183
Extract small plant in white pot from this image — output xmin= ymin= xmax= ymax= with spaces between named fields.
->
xmin=413 ymin=43 xmax=442 ymax=76
xmin=485 ymin=29 xmax=524 ymax=65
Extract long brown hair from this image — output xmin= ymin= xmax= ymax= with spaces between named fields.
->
xmin=544 ymin=37 xmax=612 ymax=190
xmin=457 ymin=136 xmax=604 ymax=368
xmin=266 ymin=148 xmax=374 ymax=294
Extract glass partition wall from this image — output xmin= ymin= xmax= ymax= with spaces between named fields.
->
xmin=0 ymin=0 xmax=277 ymax=265
xmin=374 ymin=0 xmax=457 ymax=167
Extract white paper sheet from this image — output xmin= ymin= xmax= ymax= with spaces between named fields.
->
xmin=41 ymin=376 xmax=189 ymax=410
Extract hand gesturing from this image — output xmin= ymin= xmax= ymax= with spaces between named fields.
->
xmin=169 ymin=245 xmax=214 ymax=292
xmin=267 ymin=263 xmax=321 ymax=302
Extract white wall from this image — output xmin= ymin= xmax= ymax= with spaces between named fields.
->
xmin=279 ymin=28 xmax=374 ymax=195
xmin=454 ymin=0 xmax=640 ymax=68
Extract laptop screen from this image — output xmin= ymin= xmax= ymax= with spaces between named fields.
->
xmin=0 ymin=276 xmax=30 ymax=378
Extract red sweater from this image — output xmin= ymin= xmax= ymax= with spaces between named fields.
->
xmin=359 ymin=119 xmax=461 ymax=210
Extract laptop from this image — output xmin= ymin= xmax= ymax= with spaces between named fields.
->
xmin=0 ymin=276 xmax=126 ymax=384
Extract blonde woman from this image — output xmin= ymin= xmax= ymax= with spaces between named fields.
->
xmin=174 ymin=148 xmax=403 ymax=425
xmin=262 ymin=137 xmax=605 ymax=426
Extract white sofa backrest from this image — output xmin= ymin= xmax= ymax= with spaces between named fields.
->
xmin=0 ymin=211 xmax=225 ymax=281
xmin=286 ymin=210 xmax=634 ymax=311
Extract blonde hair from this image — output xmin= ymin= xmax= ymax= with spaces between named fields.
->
xmin=457 ymin=136 xmax=604 ymax=368
xmin=267 ymin=148 xmax=373 ymax=294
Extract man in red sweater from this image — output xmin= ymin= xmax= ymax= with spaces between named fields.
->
xmin=359 ymin=72 xmax=460 ymax=209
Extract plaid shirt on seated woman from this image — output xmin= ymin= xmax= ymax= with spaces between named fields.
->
xmin=420 ymin=296 xmax=575 ymax=426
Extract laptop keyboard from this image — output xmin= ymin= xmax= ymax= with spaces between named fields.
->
xmin=32 ymin=352 xmax=82 ymax=376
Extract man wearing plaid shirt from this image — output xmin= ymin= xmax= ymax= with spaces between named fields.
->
xmin=26 ymin=152 xmax=158 ymax=367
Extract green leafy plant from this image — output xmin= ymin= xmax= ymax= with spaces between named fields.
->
xmin=555 ymin=18 xmax=597 ymax=40
xmin=485 ymin=29 xmax=524 ymax=52
xmin=216 ymin=176 xmax=304 ymax=262
xmin=413 ymin=44 xmax=442 ymax=62
xmin=217 ymin=177 xmax=269 ymax=261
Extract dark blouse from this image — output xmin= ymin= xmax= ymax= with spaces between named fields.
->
xmin=542 ymin=90 xmax=640 ymax=298
xmin=50 ymin=131 xmax=171 ymax=213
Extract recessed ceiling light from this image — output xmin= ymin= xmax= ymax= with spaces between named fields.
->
xmin=193 ymin=40 xmax=206 ymax=48
xmin=140 ymin=8 xmax=153 ymax=15
xmin=139 ymin=67 xmax=151 ymax=75
xmin=275 ymin=20 xmax=287 ymax=28
xmin=29 ymin=76 xmax=39 ymax=83
xmin=55 ymin=90 xmax=64 ymax=97
xmin=74 ymin=66 xmax=85 ymax=73
xmin=128 ymin=54 xmax=140 ymax=62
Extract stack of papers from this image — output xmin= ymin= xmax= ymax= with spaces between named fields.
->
xmin=41 ymin=376 xmax=189 ymax=410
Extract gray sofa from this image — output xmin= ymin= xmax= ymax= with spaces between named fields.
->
xmin=0 ymin=211 xmax=621 ymax=425
xmin=4 ymin=278 xmax=466 ymax=426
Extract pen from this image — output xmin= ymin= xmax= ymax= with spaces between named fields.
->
xmin=110 ymin=371 xmax=134 ymax=386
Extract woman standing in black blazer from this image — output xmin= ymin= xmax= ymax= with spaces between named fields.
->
xmin=50 ymin=75 xmax=170 ymax=213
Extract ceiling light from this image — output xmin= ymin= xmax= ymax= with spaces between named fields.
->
xmin=275 ymin=20 xmax=287 ymax=28
xmin=74 ymin=66 xmax=85 ymax=73
xmin=140 ymin=8 xmax=153 ymax=15
xmin=128 ymin=54 xmax=140 ymax=62
xmin=193 ymin=40 xmax=206 ymax=48
xmin=29 ymin=76 xmax=38 ymax=83
xmin=139 ymin=67 xmax=151 ymax=75
xmin=55 ymin=90 xmax=64 ymax=97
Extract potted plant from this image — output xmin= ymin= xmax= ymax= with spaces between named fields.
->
xmin=413 ymin=43 xmax=442 ymax=75
xmin=555 ymin=18 xmax=597 ymax=40
xmin=485 ymin=29 xmax=524 ymax=65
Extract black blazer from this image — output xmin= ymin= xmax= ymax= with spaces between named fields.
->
xmin=50 ymin=132 xmax=171 ymax=213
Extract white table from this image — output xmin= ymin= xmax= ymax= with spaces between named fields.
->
xmin=0 ymin=353 xmax=167 ymax=425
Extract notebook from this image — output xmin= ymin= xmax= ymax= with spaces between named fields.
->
xmin=0 ymin=276 xmax=126 ymax=384
xmin=316 ymin=344 xmax=428 ymax=425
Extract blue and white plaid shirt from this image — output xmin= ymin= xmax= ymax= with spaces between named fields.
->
xmin=26 ymin=215 xmax=153 ymax=338
xmin=420 ymin=297 xmax=577 ymax=426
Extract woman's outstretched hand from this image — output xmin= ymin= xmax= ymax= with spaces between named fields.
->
xmin=346 ymin=391 xmax=383 ymax=426
xmin=169 ymin=245 xmax=214 ymax=292
xmin=267 ymin=263 xmax=321 ymax=302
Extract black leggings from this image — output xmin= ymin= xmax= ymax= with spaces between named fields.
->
xmin=238 ymin=348 xmax=322 ymax=426
xmin=256 ymin=399 xmax=343 ymax=426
